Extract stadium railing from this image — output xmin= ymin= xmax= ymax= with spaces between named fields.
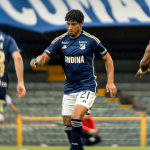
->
xmin=16 ymin=117 xmax=150 ymax=147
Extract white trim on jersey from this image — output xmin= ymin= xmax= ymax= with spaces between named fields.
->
xmin=51 ymin=32 xmax=68 ymax=44
xmin=83 ymin=31 xmax=101 ymax=44
xmin=92 ymin=53 xmax=98 ymax=93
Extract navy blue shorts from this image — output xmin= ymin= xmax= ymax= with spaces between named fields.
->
xmin=0 ymin=87 xmax=7 ymax=102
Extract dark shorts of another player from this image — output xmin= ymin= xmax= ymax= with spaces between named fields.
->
xmin=0 ymin=87 xmax=7 ymax=102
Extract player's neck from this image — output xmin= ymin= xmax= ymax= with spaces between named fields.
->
xmin=69 ymin=30 xmax=82 ymax=39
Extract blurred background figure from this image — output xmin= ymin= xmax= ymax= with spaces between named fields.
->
xmin=3 ymin=94 xmax=22 ymax=118
xmin=82 ymin=109 xmax=102 ymax=146
xmin=0 ymin=113 xmax=4 ymax=123
xmin=136 ymin=41 xmax=150 ymax=78
xmin=0 ymin=31 xmax=26 ymax=114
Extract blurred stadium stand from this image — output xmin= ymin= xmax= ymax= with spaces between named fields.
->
xmin=1 ymin=82 xmax=150 ymax=146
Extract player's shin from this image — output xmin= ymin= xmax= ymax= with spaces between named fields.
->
xmin=0 ymin=103 xmax=4 ymax=113
xmin=64 ymin=125 xmax=72 ymax=143
xmin=71 ymin=119 xmax=84 ymax=150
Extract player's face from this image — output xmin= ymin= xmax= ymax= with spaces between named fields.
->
xmin=67 ymin=21 xmax=83 ymax=39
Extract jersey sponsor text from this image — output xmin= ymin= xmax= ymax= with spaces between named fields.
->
xmin=0 ymin=80 xmax=7 ymax=88
xmin=65 ymin=56 xmax=84 ymax=64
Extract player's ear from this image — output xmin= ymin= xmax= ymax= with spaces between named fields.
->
xmin=80 ymin=21 xmax=84 ymax=27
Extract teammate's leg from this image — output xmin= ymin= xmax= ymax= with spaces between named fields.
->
xmin=0 ymin=113 xmax=5 ymax=135
xmin=0 ymin=89 xmax=6 ymax=113
xmin=0 ymin=100 xmax=5 ymax=113
xmin=0 ymin=103 xmax=4 ymax=113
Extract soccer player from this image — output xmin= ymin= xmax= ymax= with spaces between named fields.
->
xmin=0 ymin=31 xmax=26 ymax=113
xmin=136 ymin=41 xmax=150 ymax=78
xmin=82 ymin=109 xmax=101 ymax=146
xmin=3 ymin=94 xmax=22 ymax=118
xmin=30 ymin=9 xmax=117 ymax=150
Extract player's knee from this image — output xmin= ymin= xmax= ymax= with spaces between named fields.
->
xmin=71 ymin=113 xmax=83 ymax=120
xmin=63 ymin=116 xmax=72 ymax=126
xmin=0 ymin=114 xmax=4 ymax=123
xmin=64 ymin=121 xmax=72 ymax=126
xmin=71 ymin=106 xmax=87 ymax=120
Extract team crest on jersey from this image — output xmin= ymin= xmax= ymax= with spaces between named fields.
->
xmin=79 ymin=44 xmax=86 ymax=50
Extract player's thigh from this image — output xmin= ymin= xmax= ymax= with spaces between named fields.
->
xmin=71 ymin=105 xmax=87 ymax=120
xmin=76 ymin=90 xmax=96 ymax=110
xmin=62 ymin=93 xmax=77 ymax=121
xmin=72 ymin=91 xmax=96 ymax=119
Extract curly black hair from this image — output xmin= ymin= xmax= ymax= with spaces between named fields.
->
xmin=65 ymin=9 xmax=84 ymax=23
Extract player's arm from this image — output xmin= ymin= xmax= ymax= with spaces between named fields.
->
xmin=102 ymin=53 xmax=114 ymax=84
xmin=102 ymin=53 xmax=117 ymax=97
xmin=140 ymin=45 xmax=150 ymax=71
xmin=82 ymin=122 xmax=91 ymax=133
xmin=30 ymin=39 xmax=60 ymax=68
xmin=93 ymin=41 xmax=117 ymax=97
xmin=12 ymin=52 xmax=26 ymax=98
xmin=136 ymin=43 xmax=150 ymax=78
xmin=82 ymin=120 xmax=99 ymax=136
xmin=12 ymin=51 xmax=24 ymax=84
xmin=30 ymin=53 xmax=50 ymax=68
xmin=9 ymin=38 xmax=26 ymax=99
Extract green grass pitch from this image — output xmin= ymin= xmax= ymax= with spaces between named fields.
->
xmin=0 ymin=147 xmax=150 ymax=150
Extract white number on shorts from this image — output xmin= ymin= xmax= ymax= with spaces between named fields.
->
xmin=80 ymin=91 xmax=90 ymax=99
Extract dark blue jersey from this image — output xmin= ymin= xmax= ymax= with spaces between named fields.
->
xmin=0 ymin=32 xmax=19 ymax=100
xmin=44 ymin=30 xmax=108 ymax=94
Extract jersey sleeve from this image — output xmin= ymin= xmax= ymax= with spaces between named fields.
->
xmin=93 ymin=41 xmax=108 ymax=59
xmin=8 ymin=37 xmax=20 ymax=56
xmin=43 ymin=39 xmax=61 ymax=57
xmin=91 ymin=37 xmax=108 ymax=59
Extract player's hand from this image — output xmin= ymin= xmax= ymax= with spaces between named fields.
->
xmin=90 ymin=129 xmax=99 ymax=136
xmin=106 ymin=83 xmax=117 ymax=98
xmin=17 ymin=83 xmax=26 ymax=99
xmin=135 ymin=68 xmax=150 ymax=78
xmin=135 ymin=69 xmax=143 ymax=78
xmin=30 ymin=58 xmax=39 ymax=68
